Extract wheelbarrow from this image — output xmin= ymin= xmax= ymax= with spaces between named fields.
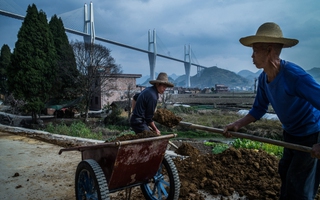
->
xmin=59 ymin=134 xmax=180 ymax=200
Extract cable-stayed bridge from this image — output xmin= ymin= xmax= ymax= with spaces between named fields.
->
xmin=0 ymin=1 xmax=208 ymax=87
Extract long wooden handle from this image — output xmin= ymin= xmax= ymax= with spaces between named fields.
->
xmin=179 ymin=121 xmax=312 ymax=153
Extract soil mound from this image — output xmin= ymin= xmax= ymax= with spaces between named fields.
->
xmin=106 ymin=130 xmax=158 ymax=142
xmin=174 ymin=145 xmax=280 ymax=199
xmin=175 ymin=142 xmax=201 ymax=157
xmin=153 ymin=108 xmax=182 ymax=127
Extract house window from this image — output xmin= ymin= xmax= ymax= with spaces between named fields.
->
xmin=95 ymin=97 xmax=98 ymax=104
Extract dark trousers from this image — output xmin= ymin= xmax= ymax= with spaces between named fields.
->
xmin=131 ymin=122 xmax=149 ymax=134
xmin=278 ymin=131 xmax=320 ymax=200
xmin=130 ymin=116 xmax=149 ymax=134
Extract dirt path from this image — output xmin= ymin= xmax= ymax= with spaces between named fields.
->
xmin=0 ymin=131 xmax=80 ymax=200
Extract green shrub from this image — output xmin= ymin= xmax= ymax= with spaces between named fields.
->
xmin=104 ymin=107 xmax=122 ymax=125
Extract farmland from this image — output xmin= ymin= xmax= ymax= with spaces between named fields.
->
xmin=169 ymin=92 xmax=256 ymax=110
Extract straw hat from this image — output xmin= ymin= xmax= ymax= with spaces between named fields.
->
xmin=239 ymin=22 xmax=299 ymax=48
xmin=149 ymin=72 xmax=174 ymax=87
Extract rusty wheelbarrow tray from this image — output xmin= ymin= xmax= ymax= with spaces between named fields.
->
xmin=59 ymin=134 xmax=180 ymax=200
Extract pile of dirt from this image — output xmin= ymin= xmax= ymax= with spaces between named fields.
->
xmin=174 ymin=143 xmax=280 ymax=199
xmin=106 ymin=130 xmax=158 ymax=142
xmin=175 ymin=142 xmax=201 ymax=158
xmin=153 ymin=108 xmax=182 ymax=127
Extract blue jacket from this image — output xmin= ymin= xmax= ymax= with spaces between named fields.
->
xmin=249 ymin=59 xmax=320 ymax=136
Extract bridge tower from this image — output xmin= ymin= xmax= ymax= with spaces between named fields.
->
xmin=197 ymin=66 xmax=203 ymax=77
xmin=84 ymin=2 xmax=95 ymax=44
xmin=184 ymin=45 xmax=191 ymax=88
xmin=148 ymin=29 xmax=157 ymax=82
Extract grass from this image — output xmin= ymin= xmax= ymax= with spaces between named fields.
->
xmin=45 ymin=121 xmax=104 ymax=140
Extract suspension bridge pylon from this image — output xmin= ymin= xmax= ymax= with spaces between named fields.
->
xmin=83 ymin=2 xmax=95 ymax=44
xmin=148 ymin=29 xmax=157 ymax=82
xmin=184 ymin=45 xmax=191 ymax=88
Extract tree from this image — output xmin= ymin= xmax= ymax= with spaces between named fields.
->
xmin=49 ymin=15 xmax=80 ymax=100
xmin=71 ymin=41 xmax=122 ymax=120
xmin=7 ymin=4 xmax=57 ymax=123
xmin=125 ymin=83 xmax=136 ymax=121
xmin=0 ymin=44 xmax=11 ymax=98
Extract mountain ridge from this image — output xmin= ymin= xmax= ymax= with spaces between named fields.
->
xmin=136 ymin=67 xmax=320 ymax=89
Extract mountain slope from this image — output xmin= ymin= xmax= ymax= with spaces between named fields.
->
xmin=238 ymin=69 xmax=262 ymax=80
xmin=307 ymin=68 xmax=320 ymax=83
xmin=175 ymin=66 xmax=252 ymax=88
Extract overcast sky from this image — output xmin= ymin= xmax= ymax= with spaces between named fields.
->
xmin=0 ymin=0 xmax=319 ymax=78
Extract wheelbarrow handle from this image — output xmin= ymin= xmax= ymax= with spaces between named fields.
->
xmin=59 ymin=134 xmax=178 ymax=154
xmin=179 ymin=121 xmax=312 ymax=153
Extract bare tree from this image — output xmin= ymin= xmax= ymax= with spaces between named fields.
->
xmin=161 ymin=92 xmax=172 ymax=108
xmin=71 ymin=41 xmax=122 ymax=120
xmin=125 ymin=84 xmax=137 ymax=121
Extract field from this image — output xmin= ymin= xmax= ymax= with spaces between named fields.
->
xmin=169 ymin=92 xmax=256 ymax=110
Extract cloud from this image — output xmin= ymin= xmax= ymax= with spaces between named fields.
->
xmin=1 ymin=0 xmax=320 ymax=77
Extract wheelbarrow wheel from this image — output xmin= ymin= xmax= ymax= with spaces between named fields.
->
xmin=75 ymin=159 xmax=110 ymax=200
xmin=141 ymin=154 xmax=180 ymax=200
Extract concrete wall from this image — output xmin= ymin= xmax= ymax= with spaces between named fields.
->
xmin=100 ymin=77 xmax=141 ymax=108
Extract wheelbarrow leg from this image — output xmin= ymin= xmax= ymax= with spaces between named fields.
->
xmin=140 ymin=154 xmax=180 ymax=200
xmin=75 ymin=159 xmax=110 ymax=200
xmin=125 ymin=187 xmax=132 ymax=200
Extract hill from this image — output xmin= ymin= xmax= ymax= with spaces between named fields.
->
xmin=138 ymin=67 xmax=255 ymax=88
xmin=237 ymin=69 xmax=262 ymax=80
xmin=307 ymin=68 xmax=320 ymax=83
xmin=175 ymin=66 xmax=252 ymax=88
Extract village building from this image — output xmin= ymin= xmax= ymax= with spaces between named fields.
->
xmin=215 ymin=84 xmax=229 ymax=93
xmin=90 ymin=74 xmax=142 ymax=110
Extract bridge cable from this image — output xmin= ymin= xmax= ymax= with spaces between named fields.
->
xmin=156 ymin=35 xmax=173 ymax=57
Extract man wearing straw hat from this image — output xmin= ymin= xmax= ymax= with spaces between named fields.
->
xmin=130 ymin=72 xmax=174 ymax=135
xmin=223 ymin=22 xmax=320 ymax=199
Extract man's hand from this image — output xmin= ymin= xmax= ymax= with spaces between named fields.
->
xmin=155 ymin=129 xmax=161 ymax=136
xmin=223 ymin=122 xmax=240 ymax=138
xmin=222 ymin=114 xmax=255 ymax=138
